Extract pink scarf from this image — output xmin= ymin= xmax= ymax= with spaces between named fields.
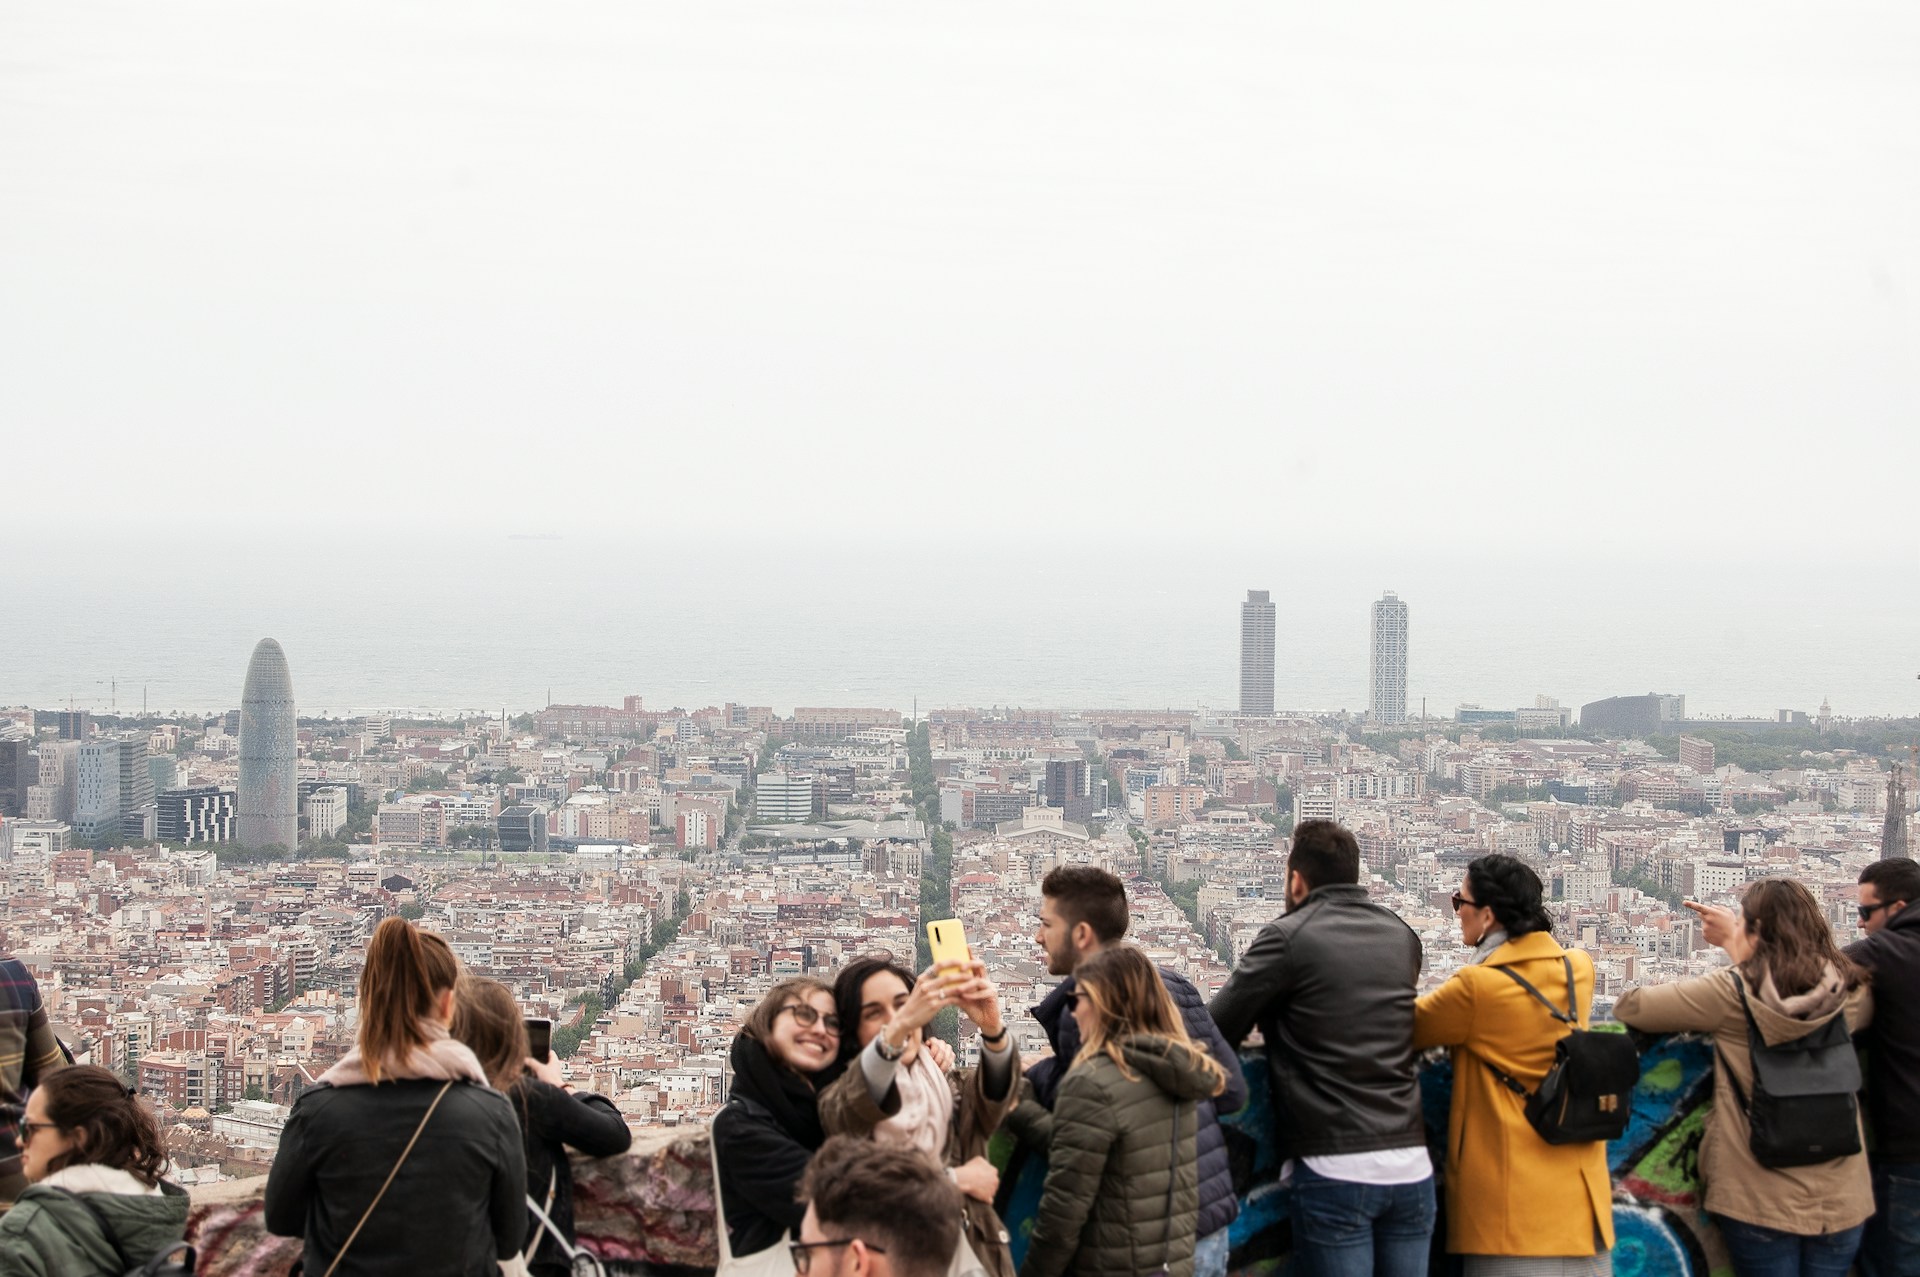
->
xmin=874 ymin=1052 xmax=954 ymax=1162
xmin=319 ymin=1025 xmax=490 ymax=1088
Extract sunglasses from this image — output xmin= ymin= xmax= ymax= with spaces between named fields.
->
xmin=1451 ymin=893 xmax=1481 ymax=913
xmin=18 ymin=1120 xmax=57 ymax=1143
xmin=779 ymin=1003 xmax=842 ymax=1035
xmin=790 ymin=1238 xmax=884 ymax=1274
xmin=1859 ymin=901 xmax=1892 ymax=922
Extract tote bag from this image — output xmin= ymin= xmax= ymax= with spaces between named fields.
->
xmin=709 ymin=1118 xmax=798 ymax=1277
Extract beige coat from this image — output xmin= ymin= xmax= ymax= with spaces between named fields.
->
xmin=819 ymin=1044 xmax=1020 ymax=1277
xmin=1612 ymin=966 xmax=1873 ymax=1234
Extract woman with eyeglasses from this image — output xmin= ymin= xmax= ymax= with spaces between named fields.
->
xmin=712 ymin=977 xmax=848 ymax=1262
xmin=1413 ymin=855 xmax=1614 ymax=1276
xmin=1019 ymin=945 xmax=1227 ymax=1277
xmin=818 ymin=953 xmax=1019 ymax=1277
xmin=1615 ymin=878 xmax=1873 ymax=1277
xmin=0 ymin=1065 xmax=189 ymax=1276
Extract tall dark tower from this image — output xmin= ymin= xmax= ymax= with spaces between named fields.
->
xmin=1240 ymin=590 xmax=1275 ymax=716
xmin=238 ymin=638 xmax=299 ymax=853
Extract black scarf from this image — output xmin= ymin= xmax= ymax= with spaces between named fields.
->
xmin=728 ymin=1030 xmax=839 ymax=1150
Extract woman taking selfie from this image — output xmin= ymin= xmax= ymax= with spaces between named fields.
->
xmin=820 ymin=953 xmax=1019 ymax=1277
xmin=452 ymin=977 xmax=631 ymax=1277
xmin=265 ymin=917 xmax=527 ymax=1275
xmin=1018 ymin=945 xmax=1227 ymax=1277
xmin=711 ymin=976 xmax=846 ymax=1261
xmin=0 ymin=1066 xmax=189 ymax=1277
xmin=1615 ymin=879 xmax=1872 ymax=1277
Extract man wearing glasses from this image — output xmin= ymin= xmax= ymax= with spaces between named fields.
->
xmin=791 ymin=1135 xmax=967 ymax=1277
xmin=1847 ymin=857 xmax=1920 ymax=1277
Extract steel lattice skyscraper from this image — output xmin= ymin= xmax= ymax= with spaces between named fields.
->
xmin=238 ymin=638 xmax=299 ymax=852
xmin=1240 ymin=590 xmax=1275 ymax=716
xmin=1370 ymin=591 xmax=1409 ymax=724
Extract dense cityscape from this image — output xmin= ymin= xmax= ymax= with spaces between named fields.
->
xmin=2 ymin=590 xmax=1914 ymax=1188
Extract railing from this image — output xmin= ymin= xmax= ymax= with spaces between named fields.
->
xmin=187 ymin=1038 xmax=1724 ymax=1277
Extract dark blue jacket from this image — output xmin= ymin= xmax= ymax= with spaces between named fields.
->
xmin=1026 ymin=965 xmax=1247 ymax=1240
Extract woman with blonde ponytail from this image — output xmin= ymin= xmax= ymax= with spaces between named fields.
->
xmin=265 ymin=917 xmax=528 ymax=1275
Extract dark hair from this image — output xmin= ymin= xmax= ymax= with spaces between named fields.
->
xmin=37 ymin=1066 xmax=168 ymax=1186
xmin=1040 ymin=865 xmax=1130 ymax=944
xmin=1287 ymin=820 xmax=1360 ymax=891
xmin=832 ymin=955 xmax=916 ymax=1063
xmin=1739 ymin=877 xmax=1866 ymax=998
xmin=1465 ymin=855 xmax=1553 ymax=937
xmin=743 ymin=977 xmax=836 ymax=1045
xmin=358 ymin=917 xmax=462 ymax=1082
xmin=1860 ymin=858 xmax=1920 ymax=907
xmin=450 ymin=976 xmax=531 ymax=1092
xmin=799 ymin=1135 xmax=961 ymax=1277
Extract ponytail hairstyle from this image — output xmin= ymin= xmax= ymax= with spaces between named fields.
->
xmin=1465 ymin=855 xmax=1554 ymax=937
xmin=1071 ymin=946 xmax=1226 ymax=1097
xmin=35 ymin=1065 xmax=168 ymax=1186
xmin=450 ymin=976 xmax=531 ymax=1093
xmin=1738 ymin=877 xmax=1866 ymax=998
xmin=358 ymin=916 xmax=462 ymax=1082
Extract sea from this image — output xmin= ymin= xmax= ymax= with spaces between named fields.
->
xmin=2 ymin=534 xmax=1915 ymax=723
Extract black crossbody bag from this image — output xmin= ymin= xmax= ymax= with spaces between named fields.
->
xmin=1482 ymin=955 xmax=1640 ymax=1145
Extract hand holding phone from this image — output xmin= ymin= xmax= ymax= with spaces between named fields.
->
xmin=525 ymin=1017 xmax=553 ymax=1064
xmin=927 ymin=918 xmax=971 ymax=977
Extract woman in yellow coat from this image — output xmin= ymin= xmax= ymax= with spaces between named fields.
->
xmin=1413 ymin=855 xmax=1615 ymax=1276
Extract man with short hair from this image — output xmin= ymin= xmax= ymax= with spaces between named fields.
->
xmin=1019 ymin=864 xmax=1248 ymax=1277
xmin=793 ymin=1135 xmax=964 ymax=1277
xmin=1208 ymin=819 xmax=1434 ymax=1277
xmin=1848 ymin=856 xmax=1920 ymax=1277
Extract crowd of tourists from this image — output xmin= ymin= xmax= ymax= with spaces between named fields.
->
xmin=0 ymin=823 xmax=1917 ymax=1277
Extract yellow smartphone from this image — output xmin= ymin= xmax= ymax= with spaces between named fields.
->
xmin=926 ymin=917 xmax=971 ymax=974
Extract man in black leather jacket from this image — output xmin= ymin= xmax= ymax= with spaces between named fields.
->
xmin=1208 ymin=819 xmax=1434 ymax=1277
xmin=1848 ymin=856 xmax=1920 ymax=1277
xmin=1015 ymin=865 xmax=1247 ymax=1277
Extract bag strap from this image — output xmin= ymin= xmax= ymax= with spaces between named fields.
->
xmin=525 ymin=1176 xmax=588 ymax=1263
xmin=522 ymin=1165 xmax=560 ymax=1265
xmin=1722 ymin=971 xmax=1756 ymax=1113
xmin=707 ymin=1113 xmax=736 ymax=1265
xmin=323 ymin=1080 xmax=454 ymax=1277
xmin=1494 ymin=958 xmax=1577 ymax=1025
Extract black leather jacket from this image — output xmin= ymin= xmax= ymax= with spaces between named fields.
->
xmin=1847 ymin=903 xmax=1920 ymax=1162
xmin=1208 ymin=883 xmax=1426 ymax=1161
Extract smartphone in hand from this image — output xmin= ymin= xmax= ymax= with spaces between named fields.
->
xmin=525 ymin=1017 xmax=553 ymax=1063
xmin=927 ymin=918 xmax=970 ymax=973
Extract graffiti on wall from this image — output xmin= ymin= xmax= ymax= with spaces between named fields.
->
xmin=1001 ymin=1036 xmax=1725 ymax=1276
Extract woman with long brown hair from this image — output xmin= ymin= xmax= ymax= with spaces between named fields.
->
xmin=0 ymin=1065 xmax=189 ymax=1276
xmin=265 ymin=916 xmax=528 ymax=1275
xmin=1615 ymin=877 xmax=1873 ymax=1277
xmin=1017 ymin=945 xmax=1227 ymax=1277
xmin=451 ymin=976 xmax=630 ymax=1277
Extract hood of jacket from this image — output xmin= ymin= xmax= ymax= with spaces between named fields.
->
xmin=1115 ymin=1034 xmax=1221 ymax=1103
xmin=1744 ymin=961 xmax=1849 ymax=1046
xmin=14 ymin=1177 xmax=189 ymax=1263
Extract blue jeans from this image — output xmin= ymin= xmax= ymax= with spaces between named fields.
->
xmin=1861 ymin=1163 xmax=1920 ymax=1277
xmin=1289 ymin=1163 xmax=1436 ymax=1277
xmin=1714 ymin=1216 xmax=1865 ymax=1277
xmin=1192 ymin=1226 xmax=1230 ymax=1277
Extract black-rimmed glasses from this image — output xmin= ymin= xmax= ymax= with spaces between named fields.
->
xmin=790 ymin=1238 xmax=884 ymax=1274
xmin=1451 ymin=892 xmax=1480 ymax=913
xmin=18 ymin=1120 xmax=57 ymax=1143
xmin=778 ymin=1003 xmax=842 ymax=1035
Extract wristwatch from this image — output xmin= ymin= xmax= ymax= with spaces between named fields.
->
xmin=875 ymin=1030 xmax=906 ymax=1062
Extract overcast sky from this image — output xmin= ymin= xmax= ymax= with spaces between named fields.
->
xmin=3 ymin=1 xmax=1916 ymax=555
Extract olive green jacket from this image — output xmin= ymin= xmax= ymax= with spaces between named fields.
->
xmin=819 ymin=1041 xmax=1021 ymax=1277
xmin=1014 ymin=1035 xmax=1219 ymax=1277
xmin=0 ymin=1176 xmax=189 ymax=1277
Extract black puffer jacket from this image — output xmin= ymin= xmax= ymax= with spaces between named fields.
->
xmin=264 ymin=1077 xmax=527 ymax=1276
xmin=1025 ymin=965 xmax=1246 ymax=1240
xmin=1847 ymin=903 xmax=1920 ymax=1161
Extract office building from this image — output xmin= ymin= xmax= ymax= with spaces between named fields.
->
xmin=1239 ymin=590 xmax=1275 ymax=716
xmin=74 ymin=739 xmax=122 ymax=845
xmin=1580 ymin=694 xmax=1686 ymax=737
xmin=1043 ymin=759 xmax=1088 ymax=808
xmin=0 ymin=735 xmax=32 ymax=817
xmin=755 ymin=773 xmax=816 ymax=823
xmin=157 ymin=787 xmax=235 ymax=844
xmin=25 ymin=740 xmax=77 ymax=821
xmin=306 ymin=786 xmax=348 ymax=841
xmin=497 ymin=804 xmax=549 ymax=854
xmin=57 ymin=710 xmax=91 ymax=741
xmin=1679 ymin=736 xmax=1717 ymax=775
xmin=1369 ymin=591 xmax=1409 ymax=725
xmin=237 ymin=638 xmax=299 ymax=851
xmin=116 ymin=732 xmax=156 ymax=841
xmin=1294 ymin=787 xmax=1338 ymax=826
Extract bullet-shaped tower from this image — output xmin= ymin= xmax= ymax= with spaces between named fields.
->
xmin=238 ymin=638 xmax=298 ymax=852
